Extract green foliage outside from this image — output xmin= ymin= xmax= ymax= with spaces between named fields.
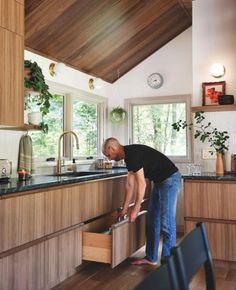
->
xmin=30 ymin=94 xmax=63 ymax=157
xmin=30 ymin=95 xmax=98 ymax=159
xmin=72 ymin=100 xmax=98 ymax=157
xmin=132 ymin=103 xmax=186 ymax=156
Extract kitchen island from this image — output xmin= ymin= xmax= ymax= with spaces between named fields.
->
xmin=183 ymin=172 xmax=236 ymax=267
xmin=0 ymin=168 xmax=150 ymax=290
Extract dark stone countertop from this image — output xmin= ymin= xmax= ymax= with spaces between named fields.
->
xmin=0 ymin=168 xmax=128 ymax=196
xmin=182 ymin=171 xmax=236 ymax=181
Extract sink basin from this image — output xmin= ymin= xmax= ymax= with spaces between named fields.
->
xmin=51 ymin=171 xmax=106 ymax=177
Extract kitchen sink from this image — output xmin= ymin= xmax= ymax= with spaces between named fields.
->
xmin=51 ymin=171 xmax=106 ymax=177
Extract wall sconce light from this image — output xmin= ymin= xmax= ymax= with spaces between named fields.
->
xmin=88 ymin=78 xmax=103 ymax=90
xmin=210 ymin=63 xmax=225 ymax=78
xmin=49 ymin=62 xmax=66 ymax=77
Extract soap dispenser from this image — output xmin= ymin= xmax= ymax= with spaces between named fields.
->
xmin=72 ymin=159 xmax=77 ymax=172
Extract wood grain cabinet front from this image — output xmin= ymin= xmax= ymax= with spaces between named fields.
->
xmin=0 ymin=225 xmax=83 ymax=290
xmin=82 ymin=210 xmax=147 ymax=268
xmin=0 ymin=0 xmax=24 ymax=35
xmin=184 ymin=180 xmax=236 ymax=263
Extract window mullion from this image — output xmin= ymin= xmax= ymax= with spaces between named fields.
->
xmin=64 ymin=94 xmax=73 ymax=160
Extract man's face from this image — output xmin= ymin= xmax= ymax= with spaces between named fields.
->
xmin=103 ymin=146 xmax=121 ymax=161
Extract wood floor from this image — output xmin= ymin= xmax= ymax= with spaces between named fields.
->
xmin=52 ymin=246 xmax=236 ymax=290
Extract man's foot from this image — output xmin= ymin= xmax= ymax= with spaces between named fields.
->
xmin=131 ymin=258 xmax=158 ymax=266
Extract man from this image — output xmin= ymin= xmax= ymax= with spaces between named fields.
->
xmin=102 ymin=137 xmax=182 ymax=265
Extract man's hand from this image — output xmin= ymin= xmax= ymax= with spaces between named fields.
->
xmin=130 ymin=206 xmax=140 ymax=223
xmin=118 ymin=208 xmax=127 ymax=220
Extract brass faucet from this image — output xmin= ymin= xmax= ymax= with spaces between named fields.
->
xmin=57 ymin=130 xmax=79 ymax=174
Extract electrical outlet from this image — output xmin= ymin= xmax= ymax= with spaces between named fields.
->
xmin=202 ymin=148 xmax=216 ymax=159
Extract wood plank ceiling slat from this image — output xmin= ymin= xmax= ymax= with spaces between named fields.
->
xmin=25 ymin=0 xmax=192 ymax=83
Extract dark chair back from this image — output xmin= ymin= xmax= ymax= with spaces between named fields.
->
xmin=133 ymin=255 xmax=181 ymax=290
xmin=171 ymin=222 xmax=216 ymax=290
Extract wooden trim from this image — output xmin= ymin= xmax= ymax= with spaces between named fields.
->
xmin=0 ymin=124 xmax=41 ymax=131
xmin=191 ymin=104 xmax=236 ymax=112
xmin=185 ymin=217 xmax=236 ymax=225
xmin=184 ymin=179 xmax=236 ymax=185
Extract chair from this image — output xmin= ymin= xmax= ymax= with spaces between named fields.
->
xmin=133 ymin=255 xmax=181 ymax=290
xmin=171 ymin=222 xmax=216 ymax=290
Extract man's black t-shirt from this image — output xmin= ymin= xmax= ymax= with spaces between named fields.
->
xmin=124 ymin=144 xmax=178 ymax=183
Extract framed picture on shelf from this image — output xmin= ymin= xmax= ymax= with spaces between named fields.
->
xmin=202 ymin=81 xmax=226 ymax=106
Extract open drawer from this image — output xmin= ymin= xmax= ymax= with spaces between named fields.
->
xmin=82 ymin=210 xmax=147 ymax=268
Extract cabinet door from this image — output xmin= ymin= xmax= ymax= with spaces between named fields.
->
xmin=186 ymin=221 xmax=236 ymax=262
xmin=0 ymin=28 xmax=24 ymax=126
xmin=44 ymin=227 xmax=82 ymax=289
xmin=0 ymin=192 xmax=45 ymax=252
xmin=0 ymin=226 xmax=82 ymax=290
xmin=184 ymin=181 xmax=236 ymax=220
xmin=0 ymin=0 xmax=24 ymax=35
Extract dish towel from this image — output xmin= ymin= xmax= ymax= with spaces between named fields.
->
xmin=17 ymin=135 xmax=35 ymax=174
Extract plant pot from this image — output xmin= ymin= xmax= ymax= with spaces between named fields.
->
xmin=216 ymin=152 xmax=224 ymax=175
xmin=109 ymin=107 xmax=127 ymax=124
xmin=28 ymin=111 xmax=42 ymax=125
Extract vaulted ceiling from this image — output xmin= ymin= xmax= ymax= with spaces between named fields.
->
xmin=25 ymin=0 xmax=192 ymax=83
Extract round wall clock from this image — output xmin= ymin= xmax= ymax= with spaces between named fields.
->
xmin=147 ymin=73 xmax=164 ymax=89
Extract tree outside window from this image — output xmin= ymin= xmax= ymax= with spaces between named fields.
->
xmin=72 ymin=99 xmax=98 ymax=157
xmin=30 ymin=94 xmax=64 ymax=157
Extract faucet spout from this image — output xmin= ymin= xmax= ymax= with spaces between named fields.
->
xmin=57 ymin=130 xmax=79 ymax=174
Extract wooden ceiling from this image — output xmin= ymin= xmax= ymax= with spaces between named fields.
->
xmin=25 ymin=0 xmax=192 ymax=83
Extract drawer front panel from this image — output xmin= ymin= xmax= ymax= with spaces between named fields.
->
xmin=111 ymin=211 xmax=147 ymax=268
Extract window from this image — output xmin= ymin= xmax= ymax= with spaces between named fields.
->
xmin=29 ymin=82 xmax=106 ymax=160
xmin=29 ymin=94 xmax=64 ymax=157
xmin=125 ymin=95 xmax=191 ymax=162
xmin=72 ymin=99 xmax=98 ymax=157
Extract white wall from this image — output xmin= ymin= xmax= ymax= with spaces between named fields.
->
xmin=106 ymin=27 xmax=192 ymax=143
xmin=192 ymin=0 xmax=236 ymax=171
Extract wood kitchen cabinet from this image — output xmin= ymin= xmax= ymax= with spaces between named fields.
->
xmin=0 ymin=176 xmax=128 ymax=252
xmin=184 ymin=180 xmax=236 ymax=264
xmin=0 ymin=225 xmax=82 ymax=290
xmin=0 ymin=0 xmax=24 ymax=127
xmin=0 ymin=175 xmax=150 ymax=289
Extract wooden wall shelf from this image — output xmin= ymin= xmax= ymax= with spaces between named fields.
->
xmin=191 ymin=104 xmax=236 ymax=112
xmin=0 ymin=124 xmax=40 ymax=131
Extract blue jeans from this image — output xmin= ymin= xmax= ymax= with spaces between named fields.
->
xmin=145 ymin=171 xmax=182 ymax=263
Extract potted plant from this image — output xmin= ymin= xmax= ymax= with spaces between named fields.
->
xmin=24 ymin=60 xmax=53 ymax=133
xmin=109 ymin=106 xmax=128 ymax=124
xmin=172 ymin=111 xmax=229 ymax=174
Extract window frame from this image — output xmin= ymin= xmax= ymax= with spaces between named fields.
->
xmin=34 ymin=80 xmax=107 ymax=161
xmin=124 ymin=94 xmax=192 ymax=163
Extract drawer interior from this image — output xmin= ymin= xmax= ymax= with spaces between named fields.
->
xmin=82 ymin=210 xmax=147 ymax=268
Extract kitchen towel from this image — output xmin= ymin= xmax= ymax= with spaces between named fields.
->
xmin=17 ymin=134 xmax=35 ymax=174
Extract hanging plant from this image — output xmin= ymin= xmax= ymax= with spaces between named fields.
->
xmin=24 ymin=60 xmax=53 ymax=133
xmin=109 ymin=106 xmax=128 ymax=124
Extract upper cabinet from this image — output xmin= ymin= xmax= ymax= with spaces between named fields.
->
xmin=0 ymin=0 xmax=24 ymax=126
xmin=0 ymin=0 xmax=24 ymax=35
